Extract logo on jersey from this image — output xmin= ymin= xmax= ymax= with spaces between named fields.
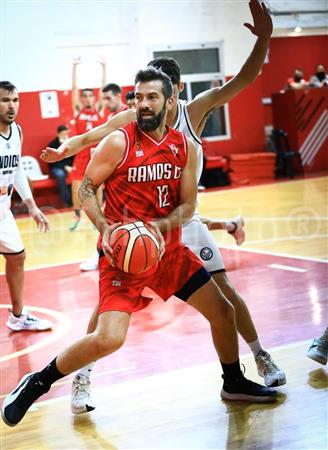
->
xmin=200 ymin=247 xmax=213 ymax=261
xmin=0 ymin=154 xmax=19 ymax=169
xmin=136 ymin=149 xmax=144 ymax=157
xmin=112 ymin=279 xmax=122 ymax=287
xmin=169 ymin=144 xmax=179 ymax=156
xmin=127 ymin=163 xmax=182 ymax=183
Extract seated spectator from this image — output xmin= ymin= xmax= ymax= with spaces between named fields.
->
xmin=309 ymin=64 xmax=328 ymax=88
xmin=125 ymin=90 xmax=135 ymax=109
xmin=286 ymin=69 xmax=308 ymax=90
xmin=47 ymin=125 xmax=73 ymax=207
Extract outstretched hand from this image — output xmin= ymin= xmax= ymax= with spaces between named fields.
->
xmin=244 ymin=0 xmax=273 ymax=39
xmin=40 ymin=146 xmax=69 ymax=163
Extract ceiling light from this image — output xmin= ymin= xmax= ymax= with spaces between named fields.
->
xmin=294 ymin=26 xmax=302 ymax=33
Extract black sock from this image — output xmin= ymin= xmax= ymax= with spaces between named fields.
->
xmin=36 ymin=358 xmax=65 ymax=387
xmin=74 ymin=209 xmax=81 ymax=218
xmin=220 ymin=359 xmax=243 ymax=381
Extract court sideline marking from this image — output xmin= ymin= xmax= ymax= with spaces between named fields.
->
xmin=0 ymin=305 xmax=71 ymax=362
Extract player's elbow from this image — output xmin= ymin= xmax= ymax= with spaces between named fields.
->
xmin=238 ymin=71 xmax=257 ymax=86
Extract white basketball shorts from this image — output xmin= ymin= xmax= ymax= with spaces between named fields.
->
xmin=0 ymin=210 xmax=24 ymax=254
xmin=182 ymin=216 xmax=225 ymax=273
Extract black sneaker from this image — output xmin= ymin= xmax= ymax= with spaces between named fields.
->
xmin=221 ymin=374 xmax=277 ymax=403
xmin=1 ymin=373 xmax=50 ymax=427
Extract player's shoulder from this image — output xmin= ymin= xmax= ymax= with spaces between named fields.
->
xmin=167 ymin=125 xmax=185 ymax=139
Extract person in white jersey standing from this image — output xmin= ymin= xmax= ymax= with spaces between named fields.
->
xmin=41 ymin=0 xmax=286 ymax=413
xmin=0 ymin=81 xmax=52 ymax=331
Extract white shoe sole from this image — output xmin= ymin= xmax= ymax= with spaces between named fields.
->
xmin=6 ymin=320 xmax=53 ymax=332
xmin=1 ymin=373 xmax=33 ymax=427
xmin=307 ymin=350 xmax=327 ymax=365
xmin=221 ymin=389 xmax=277 ymax=403
xmin=71 ymin=404 xmax=95 ymax=415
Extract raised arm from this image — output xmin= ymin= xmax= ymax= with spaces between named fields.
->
xmin=41 ymin=109 xmax=136 ymax=162
xmin=150 ymin=137 xmax=198 ymax=234
xmin=188 ymin=0 xmax=273 ymax=135
xmin=72 ymin=57 xmax=82 ymax=114
xmin=97 ymin=57 xmax=107 ymax=113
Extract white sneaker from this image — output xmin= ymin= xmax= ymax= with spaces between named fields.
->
xmin=307 ymin=337 xmax=328 ymax=365
xmin=228 ymin=215 xmax=245 ymax=246
xmin=71 ymin=374 xmax=95 ymax=414
xmin=6 ymin=307 xmax=53 ymax=331
xmin=79 ymin=256 xmax=99 ymax=272
xmin=255 ymin=350 xmax=286 ymax=387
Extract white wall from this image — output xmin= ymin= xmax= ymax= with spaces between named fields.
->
xmin=2 ymin=0 xmax=257 ymax=92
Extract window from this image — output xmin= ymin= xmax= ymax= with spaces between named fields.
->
xmin=152 ymin=42 xmax=230 ymax=141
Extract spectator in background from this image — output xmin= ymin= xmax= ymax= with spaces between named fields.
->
xmin=79 ymin=82 xmax=129 ymax=271
xmin=286 ymin=68 xmax=308 ymax=90
xmin=125 ymin=90 xmax=135 ymax=109
xmin=70 ymin=57 xmax=106 ymax=230
xmin=47 ymin=125 xmax=73 ymax=207
xmin=101 ymin=83 xmax=128 ymax=120
xmin=309 ymin=64 xmax=328 ymax=88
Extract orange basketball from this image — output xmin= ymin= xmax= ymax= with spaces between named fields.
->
xmin=109 ymin=221 xmax=160 ymax=274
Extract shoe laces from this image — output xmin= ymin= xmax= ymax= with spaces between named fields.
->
xmin=73 ymin=376 xmax=90 ymax=397
xmin=25 ymin=313 xmax=39 ymax=323
xmin=256 ymin=351 xmax=279 ymax=373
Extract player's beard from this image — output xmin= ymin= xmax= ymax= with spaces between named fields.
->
xmin=137 ymin=104 xmax=166 ymax=132
xmin=1 ymin=112 xmax=16 ymax=125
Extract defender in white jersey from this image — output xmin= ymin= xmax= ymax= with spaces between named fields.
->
xmin=41 ymin=1 xmax=286 ymax=413
xmin=0 ymin=81 xmax=52 ymax=331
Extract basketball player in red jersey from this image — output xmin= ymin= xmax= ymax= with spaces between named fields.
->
xmin=69 ymin=57 xmax=106 ymax=231
xmin=42 ymin=2 xmax=284 ymax=404
xmin=2 ymin=68 xmax=277 ymax=428
xmin=101 ymin=83 xmax=129 ymax=121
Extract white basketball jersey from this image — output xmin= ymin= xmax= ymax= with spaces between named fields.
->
xmin=0 ymin=123 xmax=21 ymax=219
xmin=173 ymin=99 xmax=203 ymax=182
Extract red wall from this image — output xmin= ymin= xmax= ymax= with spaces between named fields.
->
xmin=262 ymin=35 xmax=328 ymax=109
xmin=17 ymin=78 xmax=266 ymax=167
xmin=16 ymin=35 xmax=328 ymax=169
xmin=204 ymin=75 xmax=266 ymax=156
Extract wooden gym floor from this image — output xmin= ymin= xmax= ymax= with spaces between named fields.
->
xmin=0 ymin=176 xmax=327 ymax=450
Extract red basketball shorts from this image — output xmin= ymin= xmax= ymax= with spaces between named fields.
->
xmin=98 ymin=244 xmax=210 ymax=314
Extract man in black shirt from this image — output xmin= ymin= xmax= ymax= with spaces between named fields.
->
xmin=47 ymin=125 xmax=73 ymax=206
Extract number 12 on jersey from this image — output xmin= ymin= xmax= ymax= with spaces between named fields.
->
xmin=157 ymin=185 xmax=170 ymax=208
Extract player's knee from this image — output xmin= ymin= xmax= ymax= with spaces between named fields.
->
xmin=217 ymin=295 xmax=235 ymax=321
xmin=92 ymin=331 xmax=126 ymax=357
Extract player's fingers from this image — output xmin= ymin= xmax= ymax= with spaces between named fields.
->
xmin=261 ymin=2 xmax=269 ymax=14
xmin=244 ymin=23 xmax=255 ymax=33
xmin=249 ymin=0 xmax=261 ymax=14
xmin=103 ymin=247 xmax=114 ymax=266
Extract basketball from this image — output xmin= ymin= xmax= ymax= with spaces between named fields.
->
xmin=109 ymin=221 xmax=160 ymax=274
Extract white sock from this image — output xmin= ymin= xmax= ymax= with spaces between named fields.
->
xmin=248 ymin=338 xmax=264 ymax=357
xmin=78 ymin=363 xmax=95 ymax=379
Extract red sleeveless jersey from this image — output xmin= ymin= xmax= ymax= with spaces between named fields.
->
xmin=75 ymin=107 xmax=101 ymax=134
xmin=102 ymin=121 xmax=188 ymax=250
xmin=101 ymin=103 xmax=129 ymax=122
xmin=72 ymin=107 xmax=102 ymax=179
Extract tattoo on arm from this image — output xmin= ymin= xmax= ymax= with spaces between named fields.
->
xmin=78 ymin=175 xmax=100 ymax=203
